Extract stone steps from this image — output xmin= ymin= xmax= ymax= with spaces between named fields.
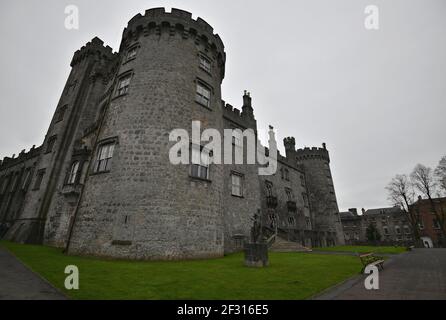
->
xmin=270 ymin=236 xmax=313 ymax=253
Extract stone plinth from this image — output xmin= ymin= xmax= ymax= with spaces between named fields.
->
xmin=244 ymin=243 xmax=269 ymax=268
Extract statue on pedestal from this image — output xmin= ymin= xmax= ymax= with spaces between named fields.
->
xmin=245 ymin=209 xmax=269 ymax=268
xmin=250 ymin=210 xmax=263 ymax=244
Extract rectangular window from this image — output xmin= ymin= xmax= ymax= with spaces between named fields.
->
xmin=21 ymin=169 xmax=32 ymax=190
xmin=67 ymin=161 xmax=80 ymax=185
xmin=383 ymin=227 xmax=389 ymax=235
xmin=94 ymin=143 xmax=115 ymax=173
xmin=126 ymin=46 xmax=138 ymax=61
xmin=285 ymin=188 xmax=293 ymax=201
xmin=195 ymin=82 xmax=211 ymax=107
xmin=190 ymin=145 xmax=210 ymax=180
xmin=116 ymin=74 xmax=131 ymax=96
xmin=46 ymin=136 xmax=57 ymax=154
xmin=231 ymin=173 xmax=243 ymax=197
xmin=395 ymin=226 xmax=401 ymax=234
xmin=33 ymin=169 xmax=46 ymax=190
xmin=288 ymin=217 xmax=295 ymax=226
xmin=199 ymin=55 xmax=211 ymax=73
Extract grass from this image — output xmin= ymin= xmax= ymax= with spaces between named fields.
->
xmin=0 ymin=241 xmax=362 ymax=300
xmin=312 ymin=245 xmax=407 ymax=255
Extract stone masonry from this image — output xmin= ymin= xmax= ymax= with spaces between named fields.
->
xmin=0 ymin=8 xmax=344 ymax=260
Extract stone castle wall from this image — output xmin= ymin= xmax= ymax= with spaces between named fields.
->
xmin=0 ymin=8 xmax=345 ymax=259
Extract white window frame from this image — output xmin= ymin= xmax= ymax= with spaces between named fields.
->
xmin=231 ymin=173 xmax=243 ymax=197
xmin=94 ymin=143 xmax=115 ymax=173
xmin=190 ymin=144 xmax=210 ymax=180
xmin=199 ymin=55 xmax=211 ymax=73
xmin=195 ymin=82 xmax=211 ymax=108
xmin=67 ymin=161 xmax=80 ymax=185
xmin=116 ymin=74 xmax=132 ymax=97
xmin=126 ymin=46 xmax=138 ymax=61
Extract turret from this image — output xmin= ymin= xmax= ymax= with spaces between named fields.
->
xmin=70 ymin=37 xmax=117 ymax=68
xmin=283 ymin=137 xmax=296 ymax=160
xmin=241 ymin=90 xmax=254 ymax=118
xmin=67 ymin=8 xmax=228 ymax=260
xmin=120 ymin=8 xmax=226 ymax=82
xmin=296 ymin=143 xmax=344 ymax=245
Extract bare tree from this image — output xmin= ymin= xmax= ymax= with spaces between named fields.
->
xmin=435 ymin=156 xmax=446 ymax=194
xmin=411 ymin=164 xmax=446 ymax=244
xmin=386 ymin=174 xmax=421 ymax=245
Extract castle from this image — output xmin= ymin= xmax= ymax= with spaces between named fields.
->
xmin=0 ymin=8 xmax=344 ymax=260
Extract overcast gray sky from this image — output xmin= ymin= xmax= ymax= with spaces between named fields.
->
xmin=0 ymin=0 xmax=445 ymax=212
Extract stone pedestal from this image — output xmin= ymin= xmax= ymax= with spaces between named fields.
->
xmin=244 ymin=243 xmax=269 ymax=268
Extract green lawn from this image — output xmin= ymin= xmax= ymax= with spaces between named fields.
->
xmin=312 ymin=245 xmax=407 ymax=255
xmin=0 ymin=241 xmax=362 ymax=300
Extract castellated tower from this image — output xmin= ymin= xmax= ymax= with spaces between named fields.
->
xmin=296 ymin=144 xmax=345 ymax=246
xmin=66 ymin=8 xmax=228 ymax=260
xmin=4 ymin=38 xmax=118 ymax=244
xmin=1 ymin=7 xmax=345 ymax=258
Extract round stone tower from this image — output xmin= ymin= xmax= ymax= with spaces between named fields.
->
xmin=67 ymin=8 xmax=227 ymax=260
xmin=296 ymin=144 xmax=345 ymax=246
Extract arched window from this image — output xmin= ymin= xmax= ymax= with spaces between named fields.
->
xmin=67 ymin=161 xmax=80 ymax=185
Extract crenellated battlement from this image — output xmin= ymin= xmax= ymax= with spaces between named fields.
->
xmin=222 ymin=99 xmax=256 ymax=130
xmin=70 ymin=37 xmax=118 ymax=67
xmin=296 ymin=144 xmax=330 ymax=162
xmin=121 ymin=8 xmax=226 ymax=78
xmin=0 ymin=145 xmax=42 ymax=170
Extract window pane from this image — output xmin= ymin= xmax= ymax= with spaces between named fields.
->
xmin=107 ymin=144 xmax=115 ymax=159
xmin=199 ymin=56 xmax=211 ymax=72
xmin=98 ymin=146 xmax=105 ymax=160
xmin=69 ymin=162 xmax=79 ymax=184
xmin=127 ymin=48 xmax=137 ymax=59
xmin=199 ymin=166 xmax=208 ymax=179
xmin=99 ymin=160 xmax=106 ymax=172
xmin=191 ymin=164 xmax=199 ymax=177
xmin=196 ymin=83 xmax=211 ymax=106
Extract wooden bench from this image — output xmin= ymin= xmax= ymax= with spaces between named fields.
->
xmin=359 ymin=253 xmax=385 ymax=272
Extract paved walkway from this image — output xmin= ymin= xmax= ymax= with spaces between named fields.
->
xmin=0 ymin=247 xmax=66 ymax=300
xmin=316 ymin=249 xmax=446 ymax=300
